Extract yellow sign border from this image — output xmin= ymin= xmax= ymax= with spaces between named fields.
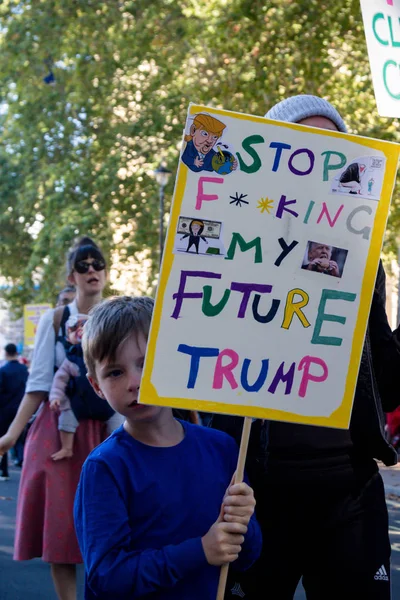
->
xmin=140 ymin=104 xmax=400 ymax=429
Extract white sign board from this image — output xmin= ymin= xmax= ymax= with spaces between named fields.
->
xmin=140 ymin=105 xmax=399 ymax=429
xmin=360 ymin=0 xmax=400 ymax=117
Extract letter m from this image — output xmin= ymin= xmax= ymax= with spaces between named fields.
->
xmin=225 ymin=233 xmax=262 ymax=264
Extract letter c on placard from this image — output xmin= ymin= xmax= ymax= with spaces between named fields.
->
xmin=383 ymin=59 xmax=400 ymax=100
xmin=372 ymin=13 xmax=388 ymax=46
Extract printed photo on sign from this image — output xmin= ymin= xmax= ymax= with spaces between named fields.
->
xmin=330 ymin=155 xmax=385 ymax=201
xmin=181 ymin=112 xmax=238 ymax=175
xmin=301 ymin=241 xmax=348 ymax=278
xmin=173 ymin=216 xmax=226 ymax=257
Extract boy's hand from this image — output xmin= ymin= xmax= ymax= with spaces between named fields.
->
xmin=201 ymin=478 xmax=256 ymax=566
xmin=50 ymin=399 xmax=60 ymax=412
xmin=201 ymin=518 xmax=247 ymax=566
xmin=222 ymin=481 xmax=256 ymax=527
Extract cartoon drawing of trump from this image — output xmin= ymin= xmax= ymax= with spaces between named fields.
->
xmin=181 ymin=113 xmax=237 ymax=174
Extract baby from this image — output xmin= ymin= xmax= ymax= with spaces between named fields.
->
xmin=49 ymin=314 xmax=120 ymax=460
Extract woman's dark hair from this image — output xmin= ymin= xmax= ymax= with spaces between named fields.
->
xmin=66 ymin=236 xmax=106 ymax=276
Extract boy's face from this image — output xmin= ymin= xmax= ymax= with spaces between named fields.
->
xmin=89 ymin=332 xmax=163 ymax=423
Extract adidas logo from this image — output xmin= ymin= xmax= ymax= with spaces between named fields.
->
xmin=374 ymin=565 xmax=389 ymax=581
xmin=231 ymin=582 xmax=245 ymax=598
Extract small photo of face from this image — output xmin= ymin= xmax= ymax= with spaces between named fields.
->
xmin=301 ymin=241 xmax=348 ymax=279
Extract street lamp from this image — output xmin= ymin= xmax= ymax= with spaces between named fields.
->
xmin=153 ymin=163 xmax=172 ymax=262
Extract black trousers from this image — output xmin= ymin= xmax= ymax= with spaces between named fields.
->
xmin=0 ymin=452 xmax=8 ymax=477
xmin=0 ymin=421 xmax=10 ymax=477
xmin=226 ymin=472 xmax=391 ymax=599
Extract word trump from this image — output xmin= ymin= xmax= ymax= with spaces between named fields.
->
xmin=177 ymin=345 xmax=329 ymax=398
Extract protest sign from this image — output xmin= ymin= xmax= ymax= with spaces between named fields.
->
xmin=360 ymin=0 xmax=400 ymax=117
xmin=140 ymin=104 xmax=399 ymax=429
xmin=24 ymin=304 xmax=52 ymax=347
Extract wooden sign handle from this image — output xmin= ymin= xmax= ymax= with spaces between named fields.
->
xmin=216 ymin=416 xmax=253 ymax=600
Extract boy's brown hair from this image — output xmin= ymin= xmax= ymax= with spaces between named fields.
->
xmin=82 ymin=296 xmax=154 ymax=378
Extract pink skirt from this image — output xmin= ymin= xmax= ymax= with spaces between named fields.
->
xmin=14 ymin=401 xmax=107 ymax=563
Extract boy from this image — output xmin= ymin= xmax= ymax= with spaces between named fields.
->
xmin=74 ymin=296 xmax=261 ymax=599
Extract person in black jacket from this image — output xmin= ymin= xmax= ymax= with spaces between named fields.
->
xmin=0 ymin=344 xmax=28 ymax=480
xmin=214 ymin=95 xmax=399 ymax=600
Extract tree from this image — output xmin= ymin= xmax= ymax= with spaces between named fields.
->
xmin=0 ymin=0 xmax=399 ymax=314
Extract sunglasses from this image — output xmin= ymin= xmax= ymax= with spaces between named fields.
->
xmin=74 ymin=259 xmax=106 ymax=274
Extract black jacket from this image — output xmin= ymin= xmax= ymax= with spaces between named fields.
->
xmin=351 ymin=260 xmax=400 ymax=465
xmin=211 ymin=261 xmax=400 ymax=469
xmin=0 ymin=359 xmax=28 ymax=432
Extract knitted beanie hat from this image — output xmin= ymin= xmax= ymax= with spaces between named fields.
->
xmin=264 ymin=95 xmax=347 ymax=133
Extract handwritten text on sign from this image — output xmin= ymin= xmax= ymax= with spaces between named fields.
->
xmin=360 ymin=0 xmax=400 ymax=117
xmin=140 ymin=105 xmax=399 ymax=428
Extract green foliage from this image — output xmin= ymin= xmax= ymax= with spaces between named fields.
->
xmin=1 ymin=0 xmax=399 ymax=312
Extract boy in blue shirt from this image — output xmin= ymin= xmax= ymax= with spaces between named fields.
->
xmin=75 ymin=296 xmax=261 ymax=599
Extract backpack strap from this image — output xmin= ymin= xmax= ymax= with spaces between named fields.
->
xmin=53 ymin=305 xmax=70 ymax=344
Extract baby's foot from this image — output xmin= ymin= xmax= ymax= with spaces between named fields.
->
xmin=51 ymin=448 xmax=73 ymax=461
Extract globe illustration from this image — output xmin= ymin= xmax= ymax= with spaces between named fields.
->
xmin=212 ymin=150 xmax=235 ymax=175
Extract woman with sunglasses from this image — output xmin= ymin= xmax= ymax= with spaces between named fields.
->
xmin=0 ymin=236 xmax=117 ymax=600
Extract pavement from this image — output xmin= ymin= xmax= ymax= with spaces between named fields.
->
xmin=1 ymin=462 xmax=400 ymax=599
xmin=0 ymin=465 xmax=85 ymax=600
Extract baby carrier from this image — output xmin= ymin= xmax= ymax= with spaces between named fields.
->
xmin=53 ymin=305 xmax=114 ymax=422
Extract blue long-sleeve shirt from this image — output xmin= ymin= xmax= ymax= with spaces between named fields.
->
xmin=74 ymin=420 xmax=262 ymax=599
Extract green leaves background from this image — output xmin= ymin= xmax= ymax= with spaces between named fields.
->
xmin=1 ymin=0 xmax=399 ymax=312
